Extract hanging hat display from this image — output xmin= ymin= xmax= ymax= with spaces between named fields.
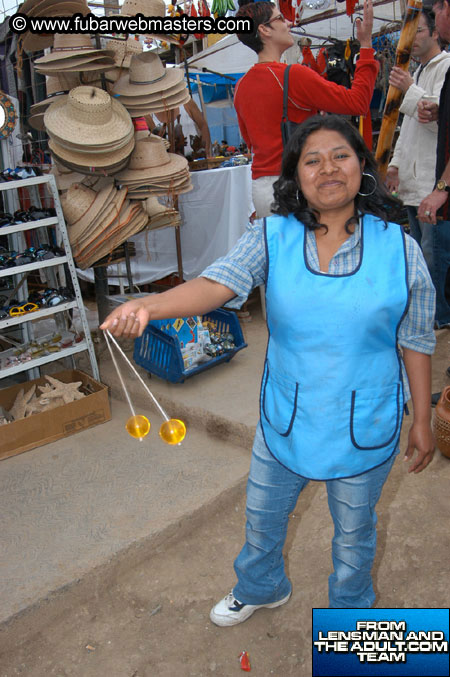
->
xmin=104 ymin=36 xmax=143 ymax=69
xmin=44 ymin=86 xmax=135 ymax=175
xmin=115 ymin=136 xmax=192 ymax=196
xmin=60 ymin=181 xmax=148 ymax=269
xmin=33 ymin=34 xmax=116 ymax=75
xmin=142 ymin=196 xmax=182 ymax=230
xmin=111 ymin=52 xmax=190 ymax=116
xmin=19 ymin=0 xmax=91 ymax=52
xmin=28 ymin=73 xmax=80 ymax=131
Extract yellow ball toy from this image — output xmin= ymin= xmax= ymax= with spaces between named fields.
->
xmin=126 ymin=415 xmax=151 ymax=439
xmin=159 ymin=418 xmax=186 ymax=445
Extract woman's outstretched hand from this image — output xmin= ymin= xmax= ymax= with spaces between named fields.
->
xmin=99 ymin=299 xmax=151 ymax=338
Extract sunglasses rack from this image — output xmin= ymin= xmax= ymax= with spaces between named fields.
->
xmin=0 ymin=173 xmax=99 ymax=382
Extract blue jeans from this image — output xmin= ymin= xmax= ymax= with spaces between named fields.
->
xmin=430 ymin=219 xmax=450 ymax=327
xmin=406 ymin=206 xmax=433 ymax=272
xmin=233 ymin=423 xmax=398 ymax=608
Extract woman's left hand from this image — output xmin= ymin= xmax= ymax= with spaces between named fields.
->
xmin=404 ymin=422 xmax=435 ymax=473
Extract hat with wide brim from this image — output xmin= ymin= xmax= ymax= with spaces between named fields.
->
xmin=126 ymin=92 xmax=191 ymax=118
xmin=49 ymin=136 xmax=135 ymax=170
xmin=104 ymin=37 xmax=143 ymax=69
xmin=61 ymin=181 xmax=116 ymax=229
xmin=35 ymin=57 xmax=117 ymax=77
xmin=49 ymin=126 xmax=135 ymax=154
xmin=50 ymin=147 xmax=131 ymax=176
xmin=115 ymin=136 xmax=188 ymax=181
xmin=84 ymin=211 xmax=149 ymax=267
xmin=70 ymin=187 xmax=129 ymax=246
xmin=112 ymin=52 xmax=184 ymax=97
xmin=73 ymin=197 xmax=135 ymax=254
xmin=115 ymin=77 xmax=187 ymax=106
xmin=34 ymin=32 xmax=114 ymax=64
xmin=50 ymin=163 xmax=112 ymax=192
xmin=44 ymin=86 xmax=132 ymax=147
xmin=75 ymin=203 xmax=148 ymax=267
xmin=22 ymin=1 xmax=91 ymax=52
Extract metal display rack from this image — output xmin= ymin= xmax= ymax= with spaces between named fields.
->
xmin=0 ymin=174 xmax=99 ymax=381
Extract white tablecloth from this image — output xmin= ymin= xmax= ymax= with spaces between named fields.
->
xmin=77 ymin=164 xmax=253 ymax=286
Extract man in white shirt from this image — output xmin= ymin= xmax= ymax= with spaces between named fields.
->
xmin=385 ymin=7 xmax=450 ymax=271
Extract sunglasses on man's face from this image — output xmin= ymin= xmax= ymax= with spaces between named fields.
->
xmin=262 ymin=14 xmax=288 ymax=27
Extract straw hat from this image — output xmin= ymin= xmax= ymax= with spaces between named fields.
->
xmin=116 ymin=78 xmax=186 ymax=105
xmin=120 ymin=0 xmax=165 ymax=17
xmin=104 ymin=36 xmax=143 ymax=68
xmin=112 ymin=52 xmax=184 ymax=97
xmin=116 ymin=136 xmax=188 ymax=180
xmin=70 ymin=187 xmax=129 ymax=246
xmin=50 ymin=126 xmax=135 ymax=154
xmin=61 ymin=181 xmax=116 ymax=228
xmin=74 ymin=197 xmax=135 ymax=253
xmin=49 ymin=145 xmax=131 ymax=176
xmin=44 ymin=86 xmax=133 ymax=147
xmin=50 ymin=163 xmax=90 ymax=191
xmin=21 ymin=0 xmax=90 ymax=52
xmin=49 ymin=136 xmax=135 ymax=169
xmin=126 ymin=91 xmax=191 ymax=117
xmin=34 ymin=33 xmax=112 ymax=63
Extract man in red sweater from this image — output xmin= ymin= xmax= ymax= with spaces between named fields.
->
xmin=234 ymin=0 xmax=379 ymax=217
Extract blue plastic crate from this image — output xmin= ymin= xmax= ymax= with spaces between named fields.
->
xmin=133 ymin=308 xmax=247 ymax=383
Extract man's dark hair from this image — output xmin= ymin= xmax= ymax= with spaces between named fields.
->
xmin=236 ymin=0 xmax=275 ymax=53
xmin=422 ymin=6 xmax=436 ymax=34
xmin=272 ymin=114 xmax=401 ymax=232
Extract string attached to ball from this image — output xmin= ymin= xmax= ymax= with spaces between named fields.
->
xmin=103 ymin=329 xmax=186 ymax=445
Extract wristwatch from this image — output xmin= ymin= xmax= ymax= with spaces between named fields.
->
xmin=436 ymin=179 xmax=450 ymax=193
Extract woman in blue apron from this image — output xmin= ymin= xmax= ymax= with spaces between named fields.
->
xmin=100 ymin=114 xmax=436 ymax=619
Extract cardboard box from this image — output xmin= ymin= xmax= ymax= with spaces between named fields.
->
xmin=0 ymin=369 xmax=111 ymax=461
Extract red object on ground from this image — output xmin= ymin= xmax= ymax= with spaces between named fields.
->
xmin=239 ymin=651 xmax=251 ymax=671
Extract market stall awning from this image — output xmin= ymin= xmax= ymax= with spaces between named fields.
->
xmin=186 ymin=72 xmax=244 ymax=104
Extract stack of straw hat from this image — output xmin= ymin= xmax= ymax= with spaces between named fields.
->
xmin=34 ymin=34 xmax=116 ymax=76
xmin=61 ymin=183 xmax=148 ymax=269
xmin=143 ymin=196 xmax=182 ymax=230
xmin=44 ymin=86 xmax=135 ymax=176
xmin=28 ymin=73 xmax=79 ymax=132
xmin=50 ymin=162 xmax=114 ymax=192
xmin=115 ymin=136 xmax=192 ymax=198
xmin=117 ymin=0 xmax=181 ymax=44
xmin=85 ymin=37 xmax=144 ymax=92
xmin=18 ymin=0 xmax=90 ymax=52
xmin=112 ymin=52 xmax=190 ymax=118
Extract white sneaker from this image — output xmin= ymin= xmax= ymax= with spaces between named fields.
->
xmin=210 ymin=590 xmax=291 ymax=627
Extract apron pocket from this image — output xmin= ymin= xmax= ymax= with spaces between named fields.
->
xmin=262 ymin=364 xmax=299 ymax=437
xmin=350 ymin=382 xmax=401 ymax=450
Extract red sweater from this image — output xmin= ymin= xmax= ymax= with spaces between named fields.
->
xmin=234 ymin=49 xmax=379 ymax=179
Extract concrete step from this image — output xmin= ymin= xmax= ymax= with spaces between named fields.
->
xmin=0 ymin=398 xmax=251 ymax=629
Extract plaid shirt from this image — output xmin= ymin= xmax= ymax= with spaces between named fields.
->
xmin=202 ymin=218 xmax=436 ymax=402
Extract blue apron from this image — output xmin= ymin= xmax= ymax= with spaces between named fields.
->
xmin=260 ymin=213 xmax=409 ymax=480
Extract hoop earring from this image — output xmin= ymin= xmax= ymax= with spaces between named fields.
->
xmin=357 ymin=172 xmax=377 ymax=197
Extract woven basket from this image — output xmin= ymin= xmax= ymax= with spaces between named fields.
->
xmin=433 ymin=386 xmax=450 ymax=458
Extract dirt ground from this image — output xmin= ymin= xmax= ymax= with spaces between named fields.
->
xmin=0 ymin=327 xmax=449 ymax=677
xmin=1 ymin=438 xmax=449 ymax=677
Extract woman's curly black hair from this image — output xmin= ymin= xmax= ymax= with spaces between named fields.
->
xmin=272 ymin=114 xmax=402 ymax=233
